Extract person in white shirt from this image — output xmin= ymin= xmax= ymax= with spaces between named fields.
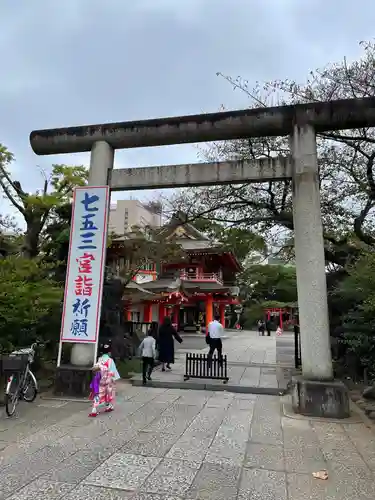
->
xmin=138 ymin=331 xmax=157 ymax=385
xmin=207 ymin=314 xmax=224 ymax=366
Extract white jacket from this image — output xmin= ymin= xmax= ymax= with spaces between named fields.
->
xmin=139 ymin=336 xmax=157 ymax=358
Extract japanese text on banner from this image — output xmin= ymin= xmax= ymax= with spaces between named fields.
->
xmin=61 ymin=187 xmax=109 ymax=343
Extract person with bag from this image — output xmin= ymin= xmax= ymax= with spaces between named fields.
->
xmin=207 ymin=314 xmax=224 ymax=367
xmin=88 ymin=344 xmax=120 ymax=417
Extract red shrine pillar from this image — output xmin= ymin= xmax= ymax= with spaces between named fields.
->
xmin=219 ymin=304 xmax=225 ymax=327
xmin=143 ymin=302 xmax=152 ymax=323
xmin=279 ymin=308 xmax=283 ymax=329
xmin=124 ymin=303 xmax=131 ymax=322
xmin=205 ymin=294 xmax=213 ymax=332
xmin=158 ymin=303 xmax=166 ymax=324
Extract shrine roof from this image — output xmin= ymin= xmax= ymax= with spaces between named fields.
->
xmin=158 ymin=211 xmax=210 ymax=241
xmin=142 ymin=277 xmax=180 ymax=291
xmin=157 ymin=212 xmax=242 ymax=271
xmin=182 ymin=281 xmax=229 ymax=292
xmin=179 ymin=240 xmax=215 ymax=250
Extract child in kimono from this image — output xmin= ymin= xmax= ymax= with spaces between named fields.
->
xmin=89 ymin=344 xmax=120 ymax=417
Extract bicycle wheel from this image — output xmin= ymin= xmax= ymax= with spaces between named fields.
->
xmin=5 ymin=377 xmax=20 ymax=417
xmin=23 ymin=372 xmax=38 ymax=402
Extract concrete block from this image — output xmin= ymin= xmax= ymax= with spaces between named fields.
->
xmin=291 ymin=376 xmax=350 ymax=419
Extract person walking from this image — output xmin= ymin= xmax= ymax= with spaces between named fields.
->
xmin=138 ymin=330 xmax=157 ymax=385
xmin=158 ymin=316 xmax=183 ymax=371
xmin=258 ymin=319 xmax=265 ymax=336
xmin=88 ymin=344 xmax=120 ymax=417
xmin=207 ymin=314 xmax=224 ymax=366
xmin=265 ymin=319 xmax=272 ymax=337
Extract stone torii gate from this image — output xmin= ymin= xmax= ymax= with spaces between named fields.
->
xmin=30 ymin=97 xmax=375 ymax=418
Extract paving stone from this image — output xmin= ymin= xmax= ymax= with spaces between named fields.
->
xmin=205 ymin=397 xmax=233 ymax=409
xmin=3 ymin=442 xmax=71 ymax=476
xmin=287 ymin=471 xmax=375 ymax=500
xmin=342 ymin=423 xmax=375 ymax=471
xmin=183 ymin=408 xmax=225 ymax=437
xmin=318 ymin=433 xmax=369 ymax=467
xmin=5 ymin=479 xmax=75 ymax=500
xmin=150 ymin=392 xmax=182 ymax=404
xmin=186 ymin=462 xmax=241 ymax=500
xmin=244 ymin=443 xmax=285 ymax=471
xmin=177 ymin=392 xmax=211 ymax=406
xmin=284 ymin=446 xmax=327 ymax=474
xmin=84 ymin=429 xmax=137 ymax=456
xmin=250 ymin=415 xmax=283 ymax=446
xmin=128 ymin=389 xmax=165 ymax=403
xmin=162 ymin=403 xmax=202 ymax=419
xmin=141 ymin=458 xmax=199 ymax=496
xmin=132 ymin=494 xmax=183 ymax=500
xmin=238 ymin=468 xmax=287 ymax=500
xmin=84 ymin=453 xmax=161 ymax=491
xmin=121 ymin=431 xmax=179 ymax=457
xmin=42 ymin=449 xmax=110 ymax=483
xmin=144 ymin=415 xmax=193 ymax=435
xmin=166 ymin=435 xmax=213 ymax=465
xmin=327 ymin=460 xmax=374 ymax=480
xmin=0 ymin=470 xmax=41 ymax=498
xmin=282 ymin=426 xmax=321 ymax=450
xmin=230 ymin=397 xmax=256 ymax=411
xmin=64 ymin=484 xmax=133 ymax=499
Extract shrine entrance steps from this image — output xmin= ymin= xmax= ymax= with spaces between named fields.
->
xmin=131 ymin=329 xmax=299 ymax=395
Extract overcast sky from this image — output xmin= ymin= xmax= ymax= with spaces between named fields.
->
xmin=1 ymin=0 xmax=374 ymax=223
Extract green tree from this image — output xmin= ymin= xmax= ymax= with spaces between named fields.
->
xmin=42 ymin=202 xmax=73 ymax=281
xmin=192 ymin=218 xmax=267 ymax=262
xmin=335 ymin=252 xmax=375 ymax=379
xmin=170 ymin=40 xmax=375 ymax=270
xmin=239 ymin=263 xmax=297 ymax=329
xmin=0 ymin=257 xmax=63 ymax=352
xmin=0 ymin=144 xmax=87 ymax=258
xmin=240 ymin=263 xmax=297 ymax=305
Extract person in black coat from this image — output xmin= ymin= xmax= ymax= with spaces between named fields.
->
xmin=158 ymin=316 xmax=183 ymax=371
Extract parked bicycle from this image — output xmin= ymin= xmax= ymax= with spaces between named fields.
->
xmin=2 ymin=343 xmax=40 ymax=417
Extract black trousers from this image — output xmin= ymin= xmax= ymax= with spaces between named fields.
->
xmin=142 ymin=357 xmax=154 ymax=381
xmin=208 ymin=338 xmax=223 ymax=366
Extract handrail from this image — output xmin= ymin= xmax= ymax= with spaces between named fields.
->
xmin=180 ymin=271 xmax=223 ymax=285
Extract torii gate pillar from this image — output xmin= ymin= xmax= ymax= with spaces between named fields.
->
xmin=69 ymin=141 xmax=114 ymax=367
xmin=290 ymin=124 xmax=349 ymax=418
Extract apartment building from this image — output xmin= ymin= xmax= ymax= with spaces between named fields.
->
xmin=108 ymin=199 xmax=162 ymax=235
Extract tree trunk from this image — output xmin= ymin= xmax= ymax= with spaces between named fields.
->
xmin=22 ymin=222 xmax=41 ymax=258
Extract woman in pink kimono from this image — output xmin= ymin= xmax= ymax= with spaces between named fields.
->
xmin=89 ymin=344 xmax=120 ymax=417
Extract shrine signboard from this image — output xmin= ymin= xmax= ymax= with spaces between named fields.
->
xmin=60 ymin=186 xmax=109 ymax=344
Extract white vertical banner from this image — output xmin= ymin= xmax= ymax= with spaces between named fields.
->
xmin=60 ymin=186 xmax=110 ymax=344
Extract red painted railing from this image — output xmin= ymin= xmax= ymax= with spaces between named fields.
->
xmin=180 ymin=271 xmax=223 ymax=285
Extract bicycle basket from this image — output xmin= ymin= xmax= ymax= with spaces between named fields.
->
xmin=1 ymin=354 xmax=29 ymax=373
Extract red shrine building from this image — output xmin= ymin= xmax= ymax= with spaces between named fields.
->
xmin=110 ymin=214 xmax=242 ymax=332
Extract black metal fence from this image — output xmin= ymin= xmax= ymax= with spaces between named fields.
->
xmin=184 ymin=353 xmax=229 ymax=383
xmin=294 ymin=328 xmax=302 ymax=369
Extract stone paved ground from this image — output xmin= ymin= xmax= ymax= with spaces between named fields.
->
xmin=1 ymin=382 xmax=375 ymax=499
xmin=132 ymin=330 xmax=295 ymax=393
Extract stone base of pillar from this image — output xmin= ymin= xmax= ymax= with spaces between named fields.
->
xmin=54 ymin=366 xmax=92 ymax=398
xmin=291 ymin=376 xmax=350 ymax=419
